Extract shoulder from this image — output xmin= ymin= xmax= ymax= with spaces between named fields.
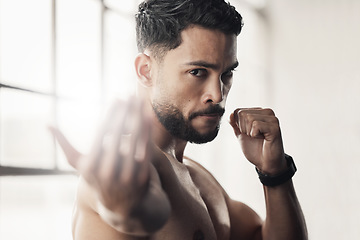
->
xmin=182 ymin=156 xmax=216 ymax=179
xmin=183 ymin=157 xmax=229 ymax=200
xmin=182 ymin=156 xmax=210 ymax=174
xmin=183 ymin=157 xmax=227 ymax=194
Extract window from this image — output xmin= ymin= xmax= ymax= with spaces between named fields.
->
xmin=0 ymin=0 xmax=138 ymax=239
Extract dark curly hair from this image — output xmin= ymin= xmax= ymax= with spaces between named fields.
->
xmin=135 ymin=0 xmax=243 ymax=60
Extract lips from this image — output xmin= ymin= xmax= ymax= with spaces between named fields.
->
xmin=196 ymin=112 xmax=223 ymax=126
xmin=189 ymin=106 xmax=225 ymax=120
xmin=199 ymin=113 xmax=221 ymax=118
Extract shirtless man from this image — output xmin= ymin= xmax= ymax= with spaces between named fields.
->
xmin=51 ymin=0 xmax=307 ymax=239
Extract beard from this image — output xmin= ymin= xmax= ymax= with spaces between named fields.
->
xmin=152 ymin=101 xmax=225 ymax=144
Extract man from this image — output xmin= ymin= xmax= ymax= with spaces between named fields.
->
xmin=51 ymin=0 xmax=308 ymax=239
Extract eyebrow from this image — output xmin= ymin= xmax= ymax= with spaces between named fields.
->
xmin=225 ymin=61 xmax=239 ymax=72
xmin=184 ymin=60 xmax=239 ymax=72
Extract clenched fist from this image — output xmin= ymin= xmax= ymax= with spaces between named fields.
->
xmin=229 ymin=108 xmax=287 ymax=175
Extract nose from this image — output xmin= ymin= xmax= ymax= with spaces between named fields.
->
xmin=202 ymin=78 xmax=224 ymax=104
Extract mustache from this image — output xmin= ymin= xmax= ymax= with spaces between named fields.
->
xmin=189 ymin=105 xmax=225 ymax=120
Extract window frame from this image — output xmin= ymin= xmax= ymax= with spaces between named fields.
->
xmin=0 ymin=0 xmax=137 ymax=177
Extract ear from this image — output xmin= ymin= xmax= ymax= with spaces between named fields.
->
xmin=135 ymin=53 xmax=153 ymax=87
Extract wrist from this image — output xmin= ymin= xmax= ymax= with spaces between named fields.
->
xmin=257 ymin=157 xmax=288 ymax=176
xmin=256 ymin=154 xmax=297 ymax=187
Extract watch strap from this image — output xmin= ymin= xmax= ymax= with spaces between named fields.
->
xmin=255 ymin=154 xmax=297 ymax=187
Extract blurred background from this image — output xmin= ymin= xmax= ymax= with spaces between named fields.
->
xmin=0 ymin=0 xmax=359 ymax=239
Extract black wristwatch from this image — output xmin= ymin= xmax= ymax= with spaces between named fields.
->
xmin=255 ymin=154 xmax=297 ymax=187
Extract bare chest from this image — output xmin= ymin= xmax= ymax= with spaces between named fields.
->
xmin=152 ymin=158 xmax=230 ymax=240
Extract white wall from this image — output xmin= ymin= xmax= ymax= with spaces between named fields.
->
xmin=268 ymin=1 xmax=360 ymax=239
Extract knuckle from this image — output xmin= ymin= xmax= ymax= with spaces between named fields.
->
xmin=238 ymin=109 xmax=248 ymax=119
xmin=264 ymin=108 xmax=275 ymax=116
xmin=252 ymin=120 xmax=260 ymax=129
xmin=269 ymin=116 xmax=280 ymax=125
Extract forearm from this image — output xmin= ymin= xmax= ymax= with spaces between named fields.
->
xmin=229 ymin=108 xmax=307 ymax=239
xmin=262 ymin=180 xmax=307 ymax=240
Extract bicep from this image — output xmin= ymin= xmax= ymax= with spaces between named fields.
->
xmin=227 ymin=198 xmax=263 ymax=240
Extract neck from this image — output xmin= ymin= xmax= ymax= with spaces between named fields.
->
xmin=139 ymin=87 xmax=187 ymax=163
xmin=152 ymin=114 xmax=188 ymax=163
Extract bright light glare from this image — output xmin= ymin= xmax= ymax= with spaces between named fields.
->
xmin=0 ymin=0 xmax=137 ymax=239
xmin=0 ymin=0 xmax=52 ymax=92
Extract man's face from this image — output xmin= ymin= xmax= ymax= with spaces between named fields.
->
xmin=150 ymin=25 xmax=238 ymax=144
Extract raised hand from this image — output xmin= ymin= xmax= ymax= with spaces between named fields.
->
xmin=229 ymin=108 xmax=287 ymax=175
xmin=50 ymin=97 xmax=162 ymax=218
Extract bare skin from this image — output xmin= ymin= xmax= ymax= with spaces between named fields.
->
xmin=51 ymin=26 xmax=307 ymax=240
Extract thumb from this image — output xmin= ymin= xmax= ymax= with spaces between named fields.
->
xmin=48 ymin=126 xmax=82 ymax=169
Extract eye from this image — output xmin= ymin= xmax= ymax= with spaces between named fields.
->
xmin=189 ymin=69 xmax=207 ymax=78
xmin=223 ymin=70 xmax=234 ymax=78
xmin=221 ymin=70 xmax=234 ymax=84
